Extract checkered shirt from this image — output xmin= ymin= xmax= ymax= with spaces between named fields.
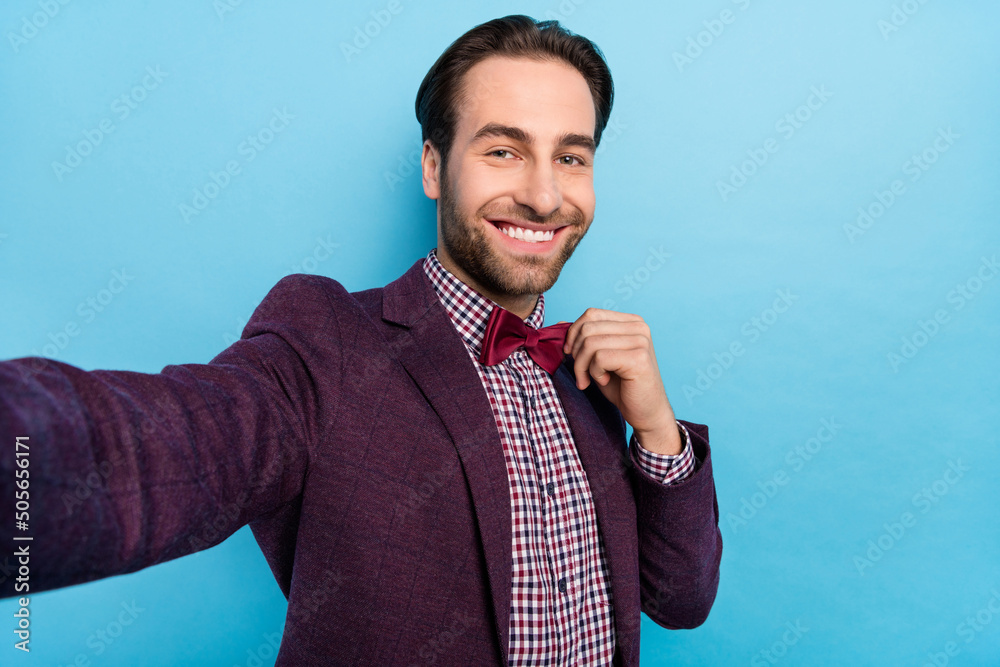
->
xmin=422 ymin=249 xmax=695 ymax=665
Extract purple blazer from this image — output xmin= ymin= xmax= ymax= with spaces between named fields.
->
xmin=0 ymin=258 xmax=722 ymax=665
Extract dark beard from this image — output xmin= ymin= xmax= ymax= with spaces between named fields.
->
xmin=438 ymin=168 xmax=589 ymax=297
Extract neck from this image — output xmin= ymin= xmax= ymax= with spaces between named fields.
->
xmin=436 ymin=249 xmax=538 ymax=320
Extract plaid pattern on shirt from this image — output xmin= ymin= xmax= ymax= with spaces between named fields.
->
xmin=423 ymin=249 xmax=695 ymax=665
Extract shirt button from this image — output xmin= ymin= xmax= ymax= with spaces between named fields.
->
xmin=546 ymin=482 xmax=555 ymax=497
xmin=558 ymin=577 xmax=567 ymax=593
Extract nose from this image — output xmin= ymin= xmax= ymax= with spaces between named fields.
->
xmin=514 ymin=160 xmax=563 ymax=218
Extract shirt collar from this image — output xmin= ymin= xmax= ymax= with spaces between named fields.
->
xmin=422 ymin=248 xmax=546 ymax=359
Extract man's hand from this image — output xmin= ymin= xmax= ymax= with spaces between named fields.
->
xmin=561 ymin=308 xmax=682 ymax=456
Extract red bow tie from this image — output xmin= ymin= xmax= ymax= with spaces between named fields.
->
xmin=479 ymin=305 xmax=571 ymax=374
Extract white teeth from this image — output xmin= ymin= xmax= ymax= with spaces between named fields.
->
xmin=498 ymin=224 xmax=554 ymax=243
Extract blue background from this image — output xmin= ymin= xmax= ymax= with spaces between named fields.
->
xmin=1 ymin=1 xmax=998 ymax=665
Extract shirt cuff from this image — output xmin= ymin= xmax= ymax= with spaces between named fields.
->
xmin=630 ymin=421 xmax=696 ymax=485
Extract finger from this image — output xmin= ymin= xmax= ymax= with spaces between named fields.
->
xmin=563 ymin=311 xmax=649 ymax=353
xmin=564 ymin=308 xmax=642 ymax=353
xmin=571 ymin=332 xmax=647 ymax=389
xmin=586 ymin=348 xmax=642 ymax=389
xmin=572 ymin=335 xmax=648 ymax=390
xmin=568 ymin=320 xmax=651 ymax=359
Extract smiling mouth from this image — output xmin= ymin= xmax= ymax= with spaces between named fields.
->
xmin=486 ymin=219 xmax=566 ymax=243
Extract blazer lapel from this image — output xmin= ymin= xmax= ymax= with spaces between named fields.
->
xmin=552 ymin=364 xmax=641 ymax=667
xmin=380 ymin=260 xmax=513 ymax=664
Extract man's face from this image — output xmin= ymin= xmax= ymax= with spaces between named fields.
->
xmin=425 ymin=55 xmax=598 ymax=299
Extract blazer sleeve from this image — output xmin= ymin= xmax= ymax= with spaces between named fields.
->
xmin=0 ymin=274 xmax=339 ymax=599
xmin=628 ymin=419 xmax=722 ymax=629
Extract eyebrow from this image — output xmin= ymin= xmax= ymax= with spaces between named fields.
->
xmin=470 ymin=122 xmax=596 ymax=156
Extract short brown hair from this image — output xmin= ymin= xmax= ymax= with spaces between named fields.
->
xmin=414 ymin=14 xmax=614 ymax=173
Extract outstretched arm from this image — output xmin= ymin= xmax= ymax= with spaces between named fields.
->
xmin=0 ymin=274 xmax=340 ymax=598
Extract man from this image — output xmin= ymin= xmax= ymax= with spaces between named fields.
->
xmin=0 ymin=14 xmax=721 ymax=666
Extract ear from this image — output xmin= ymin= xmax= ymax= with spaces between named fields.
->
xmin=421 ymin=140 xmax=442 ymax=200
